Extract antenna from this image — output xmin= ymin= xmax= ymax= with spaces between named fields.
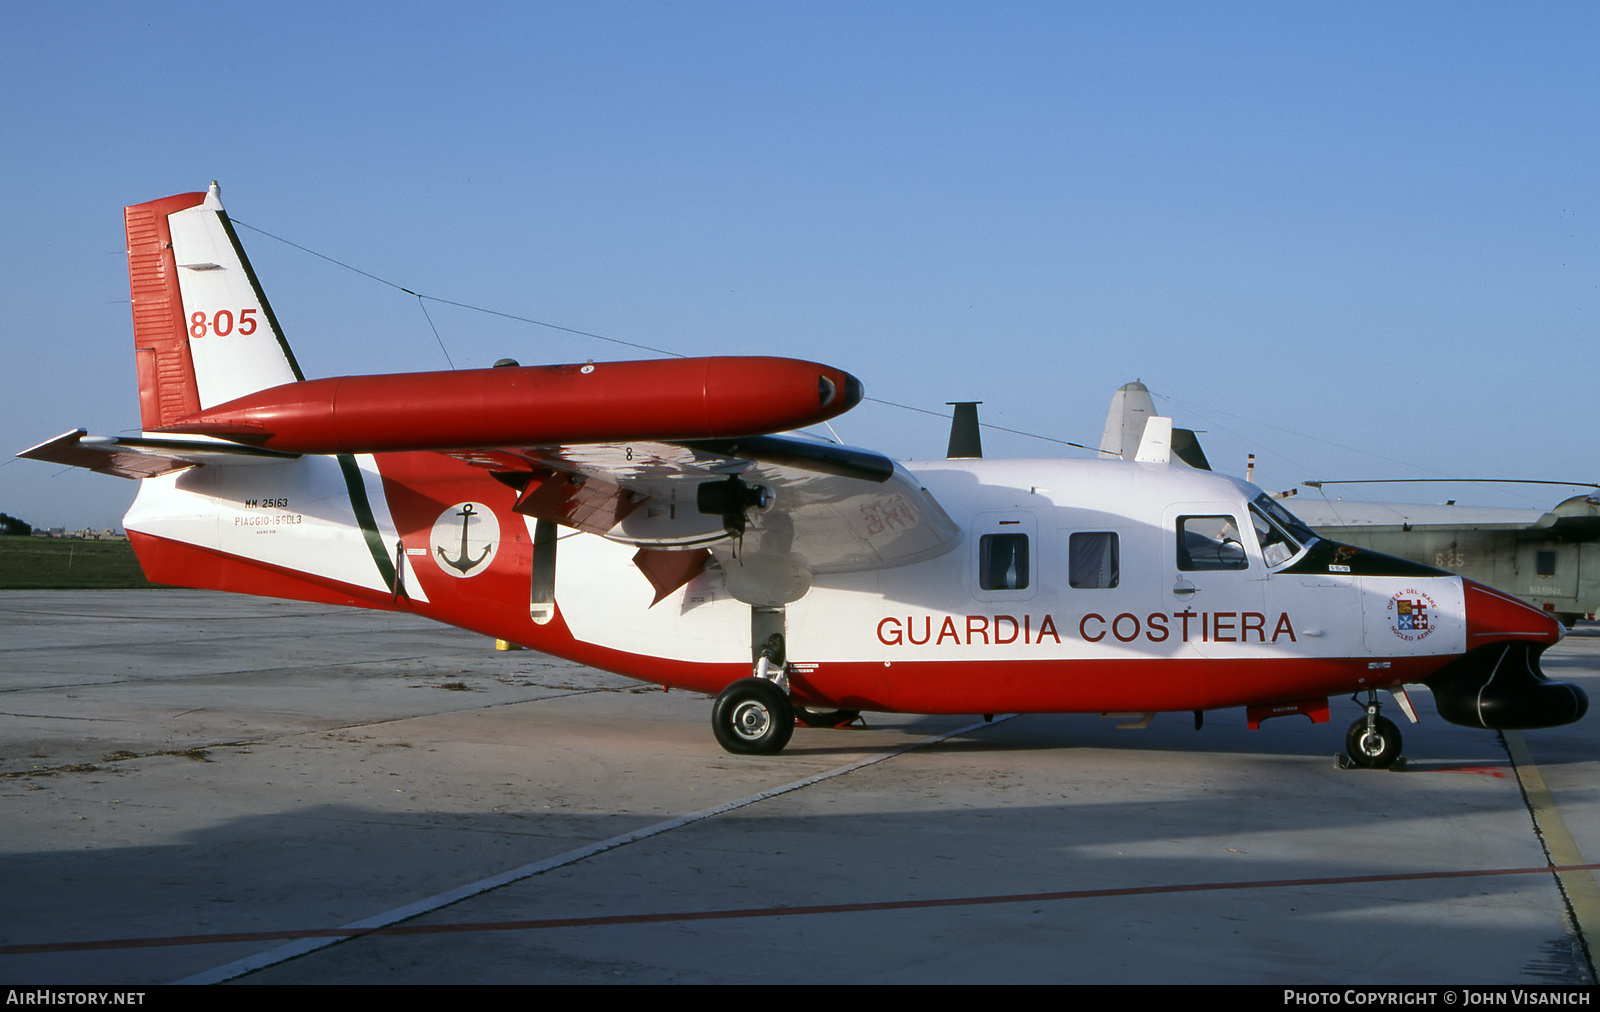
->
xmin=946 ymin=402 xmax=983 ymax=459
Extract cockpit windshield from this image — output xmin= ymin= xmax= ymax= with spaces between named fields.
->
xmin=1249 ymin=493 xmax=1318 ymax=568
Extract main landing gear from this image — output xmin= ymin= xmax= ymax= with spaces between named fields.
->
xmin=1341 ymin=690 xmax=1402 ymax=769
xmin=712 ymin=676 xmax=794 ymax=755
xmin=712 ymin=610 xmax=795 ymax=755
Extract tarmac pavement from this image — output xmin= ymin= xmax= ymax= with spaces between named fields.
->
xmin=1 ymin=590 xmax=1595 ymax=984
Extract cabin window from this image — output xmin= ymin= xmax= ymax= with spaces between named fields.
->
xmin=1537 ymin=551 xmax=1557 ymax=577
xmin=1177 ymin=515 xmax=1248 ymax=571
xmin=979 ymin=533 xmax=1029 ymax=590
xmin=1069 ymin=532 xmax=1120 ymax=588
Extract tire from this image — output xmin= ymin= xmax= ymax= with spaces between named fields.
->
xmin=1344 ymin=715 xmax=1402 ymax=769
xmin=712 ymin=678 xmax=794 ymax=755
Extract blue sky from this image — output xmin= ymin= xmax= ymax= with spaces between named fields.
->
xmin=3 ymin=2 xmax=1596 ymax=530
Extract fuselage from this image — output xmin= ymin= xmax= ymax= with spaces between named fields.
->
xmin=123 ymin=451 xmax=1525 ymax=718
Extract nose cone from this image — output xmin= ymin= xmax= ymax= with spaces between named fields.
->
xmin=820 ymin=370 xmax=864 ymax=411
xmin=1464 ymin=579 xmax=1565 ymax=648
xmin=1429 ymin=580 xmax=1585 ymax=730
xmin=841 ymin=371 xmax=864 ymax=409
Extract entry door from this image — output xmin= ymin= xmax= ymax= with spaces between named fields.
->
xmin=1163 ymin=504 xmax=1264 ymax=654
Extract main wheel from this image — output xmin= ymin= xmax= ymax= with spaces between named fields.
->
xmin=1344 ymin=715 xmax=1402 ymax=768
xmin=712 ymin=678 xmax=795 ymax=755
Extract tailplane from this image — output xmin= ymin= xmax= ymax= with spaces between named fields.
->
xmin=126 ymin=183 xmax=303 ymax=430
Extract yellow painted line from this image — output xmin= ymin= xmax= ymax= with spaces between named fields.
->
xmin=1504 ymin=730 xmax=1600 ymax=943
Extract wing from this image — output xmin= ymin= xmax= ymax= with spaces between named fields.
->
xmin=22 ymin=425 xmax=960 ymax=607
xmin=448 ymin=431 xmax=961 ymax=603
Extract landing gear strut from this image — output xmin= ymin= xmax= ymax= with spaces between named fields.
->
xmin=1343 ymin=690 xmax=1402 ymax=769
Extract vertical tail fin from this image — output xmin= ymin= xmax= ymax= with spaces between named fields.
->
xmin=1099 ymin=381 xmax=1157 ymax=460
xmin=126 ymin=183 xmax=303 ymax=430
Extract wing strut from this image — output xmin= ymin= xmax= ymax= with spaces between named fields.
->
xmin=531 ymin=519 xmax=557 ymax=624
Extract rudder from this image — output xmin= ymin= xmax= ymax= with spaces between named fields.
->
xmin=125 ymin=183 xmax=303 ymax=430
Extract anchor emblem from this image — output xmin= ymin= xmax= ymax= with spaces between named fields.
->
xmin=429 ymin=502 xmax=500 ymax=578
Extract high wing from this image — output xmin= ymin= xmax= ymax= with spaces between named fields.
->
xmin=26 ymin=424 xmax=961 ymax=605
xmin=446 ymin=429 xmax=961 ymax=594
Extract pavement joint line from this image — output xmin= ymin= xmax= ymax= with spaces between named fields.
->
xmin=1503 ymin=729 xmax=1599 ymax=979
xmin=171 ymin=713 xmax=1019 ymax=985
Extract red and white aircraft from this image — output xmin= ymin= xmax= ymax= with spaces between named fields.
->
xmin=20 ymin=186 xmax=1588 ymax=765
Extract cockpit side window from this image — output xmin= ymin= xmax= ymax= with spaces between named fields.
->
xmin=1250 ymin=504 xmax=1303 ymax=568
xmin=1177 ymin=515 xmax=1248 ymax=571
xmin=1252 ymin=494 xmax=1318 ymax=545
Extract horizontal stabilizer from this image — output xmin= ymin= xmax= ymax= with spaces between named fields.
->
xmin=17 ymin=429 xmax=299 ymax=480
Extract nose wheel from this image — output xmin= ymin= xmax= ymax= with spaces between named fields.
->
xmin=1342 ymin=692 xmax=1402 ymax=769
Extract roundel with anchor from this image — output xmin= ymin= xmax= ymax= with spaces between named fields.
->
xmin=430 ymin=502 xmax=500 ymax=578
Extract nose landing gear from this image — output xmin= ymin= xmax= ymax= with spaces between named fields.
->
xmin=1341 ymin=690 xmax=1402 ymax=769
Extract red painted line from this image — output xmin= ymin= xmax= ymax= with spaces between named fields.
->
xmin=1444 ymin=765 xmax=1514 ymax=778
xmin=5 ymin=862 xmax=1597 ymax=957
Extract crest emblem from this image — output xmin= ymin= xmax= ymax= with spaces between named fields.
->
xmin=1386 ymin=589 xmax=1437 ymax=643
xmin=430 ymin=502 xmax=500 ymax=578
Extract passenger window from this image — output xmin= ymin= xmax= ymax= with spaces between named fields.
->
xmin=1069 ymin=532 xmax=1119 ymax=588
xmin=1537 ymin=551 xmax=1557 ymax=577
xmin=1177 ymin=515 xmax=1248 ymax=571
xmin=979 ymin=533 xmax=1029 ymax=590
